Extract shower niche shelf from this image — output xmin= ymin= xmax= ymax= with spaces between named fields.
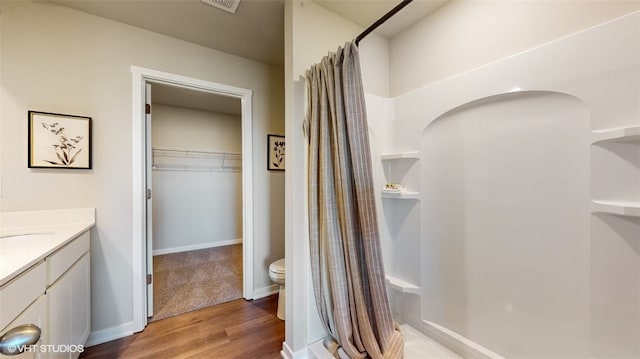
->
xmin=590 ymin=125 xmax=639 ymax=218
xmin=591 ymin=200 xmax=640 ymax=217
xmin=385 ymin=275 xmax=420 ymax=295
xmin=591 ymin=126 xmax=640 ymax=144
xmin=381 ymin=150 xmax=420 ymax=200
xmin=381 ymin=151 xmax=420 ymax=161
xmin=381 ymin=191 xmax=420 ymax=200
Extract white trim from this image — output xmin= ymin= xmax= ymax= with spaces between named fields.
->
xmin=131 ymin=66 xmax=254 ymax=334
xmin=152 ymin=239 xmax=243 ymax=256
xmin=308 ymin=339 xmax=335 ymax=359
xmin=281 ymin=342 xmax=294 ymax=359
xmin=85 ymin=321 xmax=135 ymax=347
xmin=409 ymin=319 xmax=505 ymax=359
xmin=283 ymin=76 xmax=315 ymax=358
xmin=131 ymin=66 xmax=146 ymax=333
xmin=282 ymin=342 xmax=310 ymax=359
xmin=253 ymin=284 xmax=280 ymax=299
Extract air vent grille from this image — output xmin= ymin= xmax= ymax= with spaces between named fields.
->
xmin=201 ymin=0 xmax=240 ymax=14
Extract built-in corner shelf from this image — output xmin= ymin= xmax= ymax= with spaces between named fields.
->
xmin=385 ymin=276 xmax=420 ymax=295
xmin=591 ymin=200 xmax=640 ymax=217
xmin=381 ymin=151 xmax=420 ymax=161
xmin=590 ymin=126 xmax=639 ymax=218
xmin=591 ymin=126 xmax=640 ymax=144
xmin=381 ymin=191 xmax=420 ymax=200
xmin=381 ymin=151 xmax=420 ymax=199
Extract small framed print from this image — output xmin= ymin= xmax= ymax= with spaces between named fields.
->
xmin=28 ymin=111 xmax=92 ymax=169
xmin=267 ymin=134 xmax=285 ymax=171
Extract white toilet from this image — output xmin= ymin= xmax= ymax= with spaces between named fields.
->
xmin=268 ymin=258 xmax=285 ymax=320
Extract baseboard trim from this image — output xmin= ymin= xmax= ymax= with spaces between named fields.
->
xmin=85 ymin=321 xmax=135 ymax=347
xmin=281 ymin=342 xmax=294 ymax=359
xmin=308 ymin=338 xmax=335 ymax=359
xmin=152 ymin=239 xmax=242 ymax=256
xmin=282 ymin=341 xmax=311 ymax=359
xmin=253 ymin=284 xmax=279 ymax=299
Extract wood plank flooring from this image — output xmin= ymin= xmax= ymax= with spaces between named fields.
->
xmin=80 ymin=295 xmax=284 ymax=359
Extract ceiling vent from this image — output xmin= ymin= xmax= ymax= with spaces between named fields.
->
xmin=201 ymin=0 xmax=240 ymax=14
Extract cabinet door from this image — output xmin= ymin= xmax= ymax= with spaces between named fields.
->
xmin=47 ymin=269 xmax=70 ymax=359
xmin=47 ymin=253 xmax=90 ymax=359
xmin=0 ymin=296 xmax=47 ymax=359
xmin=70 ymin=254 xmax=90 ymax=355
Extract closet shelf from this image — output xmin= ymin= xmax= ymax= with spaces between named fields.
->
xmin=381 ymin=151 xmax=420 ymax=161
xmin=382 ymin=191 xmax=420 ymax=200
xmin=385 ymin=276 xmax=420 ymax=295
xmin=152 ymin=148 xmax=242 ymax=172
xmin=152 ymin=164 xmax=240 ymax=172
xmin=591 ymin=126 xmax=640 ymax=144
xmin=591 ymin=200 xmax=640 ymax=217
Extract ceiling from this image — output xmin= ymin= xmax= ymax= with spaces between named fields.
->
xmin=51 ymin=0 xmax=285 ymax=66
xmin=314 ymin=0 xmax=447 ymax=38
xmin=152 ymin=84 xmax=242 ymax=116
xmin=51 ymin=0 xmax=447 ymax=67
xmin=51 ymin=0 xmax=447 ymax=114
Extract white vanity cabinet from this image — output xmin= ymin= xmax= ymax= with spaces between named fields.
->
xmin=46 ymin=231 xmax=90 ymax=359
xmin=0 ymin=230 xmax=90 ymax=359
xmin=0 ymin=297 xmax=48 ymax=359
xmin=0 ymin=264 xmax=47 ymax=358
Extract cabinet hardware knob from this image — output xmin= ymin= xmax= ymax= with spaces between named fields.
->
xmin=0 ymin=324 xmax=41 ymax=355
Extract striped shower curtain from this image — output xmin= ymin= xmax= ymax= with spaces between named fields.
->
xmin=304 ymin=41 xmax=404 ymax=359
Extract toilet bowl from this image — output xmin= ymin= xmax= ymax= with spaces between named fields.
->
xmin=269 ymin=258 xmax=285 ymax=320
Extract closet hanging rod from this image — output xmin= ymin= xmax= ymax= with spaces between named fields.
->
xmin=355 ymin=0 xmax=413 ymax=46
xmin=152 ymin=164 xmax=241 ymax=173
xmin=152 ymin=148 xmax=241 ymax=158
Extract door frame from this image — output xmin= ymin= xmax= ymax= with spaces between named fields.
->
xmin=131 ymin=66 xmax=254 ymax=332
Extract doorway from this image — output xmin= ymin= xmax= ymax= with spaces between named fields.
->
xmin=149 ymin=84 xmax=244 ymax=321
xmin=131 ymin=66 xmax=254 ymax=332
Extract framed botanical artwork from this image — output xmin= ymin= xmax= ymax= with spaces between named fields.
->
xmin=28 ymin=111 xmax=92 ymax=169
xmin=267 ymin=134 xmax=285 ymax=171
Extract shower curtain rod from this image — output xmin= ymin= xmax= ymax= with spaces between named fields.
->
xmin=355 ymin=0 xmax=414 ymax=46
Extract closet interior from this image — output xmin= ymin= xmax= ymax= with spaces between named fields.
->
xmin=150 ymin=84 xmax=244 ymax=321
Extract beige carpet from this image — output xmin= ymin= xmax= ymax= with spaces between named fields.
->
xmin=151 ymin=244 xmax=243 ymax=322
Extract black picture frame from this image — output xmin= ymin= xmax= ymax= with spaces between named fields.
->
xmin=267 ymin=134 xmax=285 ymax=171
xmin=28 ymin=111 xmax=92 ymax=169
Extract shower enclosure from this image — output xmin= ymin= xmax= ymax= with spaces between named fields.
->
xmin=368 ymin=13 xmax=639 ymax=358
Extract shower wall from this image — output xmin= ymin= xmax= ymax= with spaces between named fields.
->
xmin=388 ymin=0 xmax=640 ymax=96
xmin=419 ymin=92 xmax=590 ymax=357
xmin=368 ymin=13 xmax=639 ymax=358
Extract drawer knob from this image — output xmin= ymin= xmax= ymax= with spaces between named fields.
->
xmin=0 ymin=324 xmax=41 ymax=355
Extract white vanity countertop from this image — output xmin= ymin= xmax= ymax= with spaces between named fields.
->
xmin=0 ymin=208 xmax=95 ymax=287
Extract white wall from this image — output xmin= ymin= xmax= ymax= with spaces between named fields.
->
xmin=151 ymin=104 xmax=242 ymax=254
xmin=152 ymin=104 xmax=242 ymax=152
xmin=390 ymin=0 xmax=640 ymax=97
xmin=0 ymin=0 xmax=284 ymax=341
xmin=359 ymin=34 xmax=390 ymax=98
xmin=290 ymin=0 xmax=389 ymax=93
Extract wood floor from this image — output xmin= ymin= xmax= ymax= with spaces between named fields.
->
xmin=80 ymin=295 xmax=284 ymax=359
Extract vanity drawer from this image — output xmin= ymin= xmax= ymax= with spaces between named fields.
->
xmin=0 ymin=261 xmax=46 ymax=331
xmin=47 ymin=231 xmax=90 ymax=286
